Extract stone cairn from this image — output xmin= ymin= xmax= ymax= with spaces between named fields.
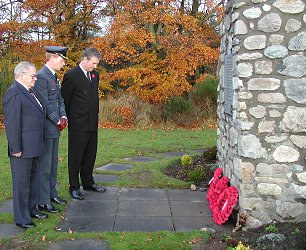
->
xmin=217 ymin=0 xmax=306 ymax=228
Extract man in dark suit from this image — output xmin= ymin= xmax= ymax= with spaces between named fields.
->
xmin=34 ymin=46 xmax=69 ymax=213
xmin=3 ymin=61 xmax=48 ymax=229
xmin=61 ymin=47 xmax=106 ymax=200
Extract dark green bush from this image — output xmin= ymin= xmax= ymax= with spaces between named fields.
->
xmin=162 ymin=96 xmax=194 ymax=127
xmin=163 ymin=96 xmax=192 ymax=117
xmin=190 ymin=75 xmax=218 ymax=105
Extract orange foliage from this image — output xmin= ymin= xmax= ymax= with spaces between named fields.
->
xmin=112 ymin=106 xmax=133 ymax=126
xmin=0 ymin=0 xmax=222 ymax=105
xmin=93 ymin=0 xmax=221 ymax=103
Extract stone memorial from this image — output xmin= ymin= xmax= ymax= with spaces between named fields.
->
xmin=217 ymin=0 xmax=306 ymax=228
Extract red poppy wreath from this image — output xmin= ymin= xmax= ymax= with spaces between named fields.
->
xmin=207 ymin=168 xmax=239 ymax=225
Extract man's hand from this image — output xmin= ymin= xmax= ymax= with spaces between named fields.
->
xmin=12 ymin=152 xmax=22 ymax=157
xmin=56 ymin=117 xmax=68 ymax=131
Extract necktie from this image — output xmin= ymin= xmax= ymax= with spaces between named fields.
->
xmin=29 ymin=89 xmax=43 ymax=109
xmin=87 ymin=71 xmax=92 ymax=83
xmin=54 ymin=73 xmax=58 ymax=82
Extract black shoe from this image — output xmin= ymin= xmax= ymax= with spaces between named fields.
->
xmin=16 ymin=222 xmax=35 ymax=229
xmin=70 ymin=189 xmax=84 ymax=200
xmin=83 ymin=184 xmax=106 ymax=192
xmin=51 ymin=197 xmax=67 ymax=205
xmin=30 ymin=212 xmax=48 ymax=219
xmin=38 ymin=204 xmax=59 ymax=213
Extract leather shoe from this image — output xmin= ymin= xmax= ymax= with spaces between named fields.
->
xmin=51 ymin=197 xmax=67 ymax=205
xmin=16 ymin=223 xmax=35 ymax=229
xmin=31 ymin=212 xmax=48 ymax=219
xmin=83 ymin=184 xmax=106 ymax=192
xmin=71 ymin=189 xmax=84 ymax=200
xmin=38 ymin=204 xmax=59 ymax=213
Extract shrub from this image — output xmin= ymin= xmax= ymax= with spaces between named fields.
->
xmin=235 ymin=241 xmax=251 ymax=250
xmin=203 ymin=146 xmax=217 ymax=162
xmin=188 ymin=166 xmax=207 ymax=183
xmin=163 ymin=96 xmax=192 ymax=117
xmin=190 ymin=75 xmax=218 ymax=105
xmin=162 ymin=96 xmax=196 ymax=127
xmin=181 ymin=154 xmax=193 ymax=167
xmin=99 ymin=90 xmax=152 ymax=127
xmin=264 ymin=224 xmax=278 ymax=233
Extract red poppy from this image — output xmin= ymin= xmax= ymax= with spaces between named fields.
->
xmin=91 ymin=74 xmax=95 ymax=79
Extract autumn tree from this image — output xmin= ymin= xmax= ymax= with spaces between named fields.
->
xmin=20 ymin=0 xmax=107 ymax=67
xmin=0 ymin=0 xmax=108 ymax=112
xmin=94 ymin=0 xmax=223 ymax=103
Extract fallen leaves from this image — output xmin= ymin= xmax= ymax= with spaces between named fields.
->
xmin=189 ymin=237 xmax=202 ymax=245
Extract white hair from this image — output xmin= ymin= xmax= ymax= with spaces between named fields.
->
xmin=14 ymin=61 xmax=36 ymax=79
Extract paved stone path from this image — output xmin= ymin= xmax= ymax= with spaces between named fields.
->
xmin=58 ymin=187 xmax=233 ymax=233
xmin=0 ymin=149 xmax=234 ymax=249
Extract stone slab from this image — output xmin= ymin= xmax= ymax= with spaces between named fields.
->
xmin=65 ymin=200 xmax=117 ymax=216
xmin=0 ymin=223 xmax=23 ymax=238
xmin=80 ymin=187 xmax=120 ymax=201
xmin=0 ymin=199 xmax=13 ymax=214
xmin=173 ymin=216 xmax=213 ymax=232
xmin=94 ymin=174 xmax=118 ymax=183
xmin=170 ymin=200 xmax=211 ymax=217
xmin=167 ymin=189 xmax=206 ymax=201
xmin=123 ymin=156 xmax=158 ymax=162
xmin=48 ymin=239 xmax=110 ymax=250
xmin=192 ymin=149 xmax=208 ymax=154
xmin=114 ymin=216 xmax=174 ymax=232
xmin=172 ymin=216 xmax=233 ymax=232
xmin=159 ymin=152 xmax=186 ymax=157
xmin=118 ymin=188 xmax=168 ymax=200
xmin=58 ymin=215 xmax=115 ymax=232
xmin=117 ymin=200 xmax=171 ymax=216
xmin=96 ymin=163 xmax=134 ymax=172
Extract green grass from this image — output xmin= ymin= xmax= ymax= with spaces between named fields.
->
xmin=0 ymin=128 xmax=216 ymax=249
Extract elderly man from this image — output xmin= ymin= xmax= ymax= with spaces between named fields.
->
xmin=3 ymin=61 xmax=47 ymax=229
xmin=34 ymin=46 xmax=68 ymax=213
xmin=61 ymin=47 xmax=106 ymax=200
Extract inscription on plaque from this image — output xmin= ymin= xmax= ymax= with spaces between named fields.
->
xmin=224 ymin=53 xmax=233 ymax=115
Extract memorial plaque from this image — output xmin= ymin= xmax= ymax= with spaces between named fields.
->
xmin=224 ymin=53 xmax=233 ymax=115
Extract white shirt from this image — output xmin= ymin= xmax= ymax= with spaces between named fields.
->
xmin=18 ymin=82 xmax=43 ymax=109
xmin=79 ymin=64 xmax=91 ymax=80
xmin=45 ymin=64 xmax=56 ymax=76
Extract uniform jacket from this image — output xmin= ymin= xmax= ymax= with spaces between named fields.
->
xmin=3 ymin=81 xmax=46 ymax=158
xmin=61 ymin=66 xmax=99 ymax=131
xmin=34 ymin=65 xmax=66 ymax=138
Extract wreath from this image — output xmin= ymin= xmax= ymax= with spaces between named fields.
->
xmin=207 ymin=176 xmax=229 ymax=211
xmin=207 ymin=168 xmax=239 ymax=225
xmin=212 ymin=186 xmax=239 ymax=225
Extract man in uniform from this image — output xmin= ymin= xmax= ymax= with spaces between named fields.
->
xmin=34 ymin=46 xmax=68 ymax=213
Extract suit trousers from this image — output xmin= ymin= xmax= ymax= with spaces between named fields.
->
xmin=38 ymin=138 xmax=59 ymax=204
xmin=68 ymin=130 xmax=97 ymax=192
xmin=10 ymin=157 xmax=39 ymax=225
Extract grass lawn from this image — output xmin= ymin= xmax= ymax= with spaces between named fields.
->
xmin=0 ymin=128 xmax=216 ymax=249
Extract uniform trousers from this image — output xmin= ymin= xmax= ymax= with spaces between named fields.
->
xmin=38 ymin=138 xmax=59 ymax=204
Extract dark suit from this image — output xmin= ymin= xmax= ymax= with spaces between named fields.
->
xmin=61 ymin=66 xmax=99 ymax=192
xmin=34 ymin=65 xmax=66 ymax=204
xmin=3 ymin=81 xmax=46 ymax=225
